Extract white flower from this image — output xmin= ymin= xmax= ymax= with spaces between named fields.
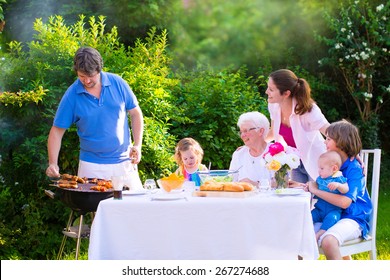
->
xmin=386 ymin=85 xmax=390 ymax=93
xmin=358 ymin=73 xmax=367 ymax=79
xmin=360 ymin=51 xmax=369 ymax=60
xmin=363 ymin=92 xmax=373 ymax=101
xmin=285 ymin=153 xmax=300 ymax=169
xmin=347 ymin=21 xmax=352 ymax=27
xmin=345 ymin=55 xmax=350 ymax=59
xmin=341 ymin=28 xmax=346 ymax=32
xmin=376 ymin=4 xmax=384 ymax=12
xmin=382 ymin=48 xmax=387 ymax=53
xmin=352 ymin=53 xmax=360 ymax=60
xmin=335 ymin=43 xmax=343 ymax=49
xmin=273 ymin=152 xmax=288 ymax=166
xmin=263 ymin=143 xmax=301 ymax=171
xmin=264 ymin=153 xmax=273 ymax=163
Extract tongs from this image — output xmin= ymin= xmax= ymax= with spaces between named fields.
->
xmin=48 ymin=175 xmax=62 ymax=183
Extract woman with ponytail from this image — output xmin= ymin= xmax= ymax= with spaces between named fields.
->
xmin=265 ymin=69 xmax=330 ymax=183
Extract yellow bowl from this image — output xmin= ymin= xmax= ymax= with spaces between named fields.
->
xmin=157 ymin=178 xmax=185 ymax=193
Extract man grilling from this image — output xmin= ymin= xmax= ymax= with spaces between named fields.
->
xmin=45 ymin=47 xmax=144 ymax=181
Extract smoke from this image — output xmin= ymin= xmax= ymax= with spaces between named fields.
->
xmin=4 ymin=0 xmax=59 ymax=42
xmin=4 ymin=0 xmax=94 ymax=43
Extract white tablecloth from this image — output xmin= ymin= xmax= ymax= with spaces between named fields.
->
xmin=88 ymin=190 xmax=319 ymax=260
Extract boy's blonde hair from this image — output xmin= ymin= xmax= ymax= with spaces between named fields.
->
xmin=319 ymin=151 xmax=342 ymax=169
xmin=174 ymin=138 xmax=204 ymax=166
xmin=326 ymin=119 xmax=362 ymax=158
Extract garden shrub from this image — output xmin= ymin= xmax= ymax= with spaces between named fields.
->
xmin=0 ymin=15 xmax=178 ymax=259
xmin=316 ymin=0 xmax=389 ymax=148
xmin=170 ymin=66 xmax=268 ymax=169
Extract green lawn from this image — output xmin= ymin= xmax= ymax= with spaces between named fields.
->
xmin=369 ymin=189 xmax=390 ymax=260
xmin=317 ymin=189 xmax=390 ymax=260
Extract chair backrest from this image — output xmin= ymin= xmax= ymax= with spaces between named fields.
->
xmin=359 ymin=149 xmax=381 ymax=240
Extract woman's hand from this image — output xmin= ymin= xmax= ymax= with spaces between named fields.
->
xmin=351 ymin=154 xmax=365 ymax=174
xmin=288 ymin=179 xmax=306 ymax=189
xmin=240 ymin=178 xmax=258 ymax=187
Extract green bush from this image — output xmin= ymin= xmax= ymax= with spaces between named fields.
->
xmin=170 ymin=66 xmax=268 ymax=169
xmin=316 ymin=0 xmax=390 ymax=147
xmin=0 ymin=15 xmax=178 ymax=259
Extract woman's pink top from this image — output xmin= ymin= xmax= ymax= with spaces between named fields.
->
xmin=279 ymin=123 xmax=296 ymax=148
xmin=268 ymin=99 xmax=328 ymax=180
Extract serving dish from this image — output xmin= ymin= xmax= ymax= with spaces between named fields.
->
xmin=197 ymin=170 xmax=238 ymax=185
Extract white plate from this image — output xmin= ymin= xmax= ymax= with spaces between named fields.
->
xmin=274 ymin=188 xmax=305 ymax=196
xmin=122 ymin=189 xmax=147 ymax=196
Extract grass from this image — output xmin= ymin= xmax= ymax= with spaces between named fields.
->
xmin=372 ymin=189 xmax=390 ymax=260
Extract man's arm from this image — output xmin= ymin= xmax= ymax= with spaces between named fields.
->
xmin=46 ymin=126 xmax=66 ymax=177
xmin=128 ymin=106 xmax=144 ymax=164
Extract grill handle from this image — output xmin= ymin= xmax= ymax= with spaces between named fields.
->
xmin=45 ymin=189 xmax=55 ymax=199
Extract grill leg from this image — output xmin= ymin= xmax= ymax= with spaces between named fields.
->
xmin=57 ymin=210 xmax=74 ymax=260
xmin=75 ymin=214 xmax=84 ymax=260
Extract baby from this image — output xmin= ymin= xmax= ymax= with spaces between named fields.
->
xmin=312 ymin=150 xmax=349 ymax=241
xmin=174 ymin=138 xmax=208 ymax=186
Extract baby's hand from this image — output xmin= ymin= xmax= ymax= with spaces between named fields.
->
xmin=327 ymin=182 xmax=339 ymax=191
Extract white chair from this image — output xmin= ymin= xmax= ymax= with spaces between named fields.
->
xmin=319 ymin=149 xmax=381 ymax=260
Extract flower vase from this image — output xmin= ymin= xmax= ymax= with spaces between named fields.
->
xmin=274 ymin=169 xmax=290 ymax=189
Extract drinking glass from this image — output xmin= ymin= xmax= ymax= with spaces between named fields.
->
xmin=183 ymin=181 xmax=196 ymax=194
xmin=111 ymin=175 xmax=124 ymax=200
xmin=144 ymin=179 xmax=157 ymax=194
xmin=258 ymin=179 xmax=271 ymax=193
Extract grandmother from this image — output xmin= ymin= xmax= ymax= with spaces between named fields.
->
xmin=229 ymin=111 xmax=273 ymax=186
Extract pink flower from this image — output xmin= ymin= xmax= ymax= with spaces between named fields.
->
xmin=263 ymin=142 xmax=300 ymax=171
xmin=267 ymin=142 xmax=285 ymax=156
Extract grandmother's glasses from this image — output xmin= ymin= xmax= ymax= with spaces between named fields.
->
xmin=238 ymin=127 xmax=260 ymax=136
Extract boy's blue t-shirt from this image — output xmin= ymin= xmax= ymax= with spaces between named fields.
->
xmin=340 ymin=158 xmax=372 ymax=238
xmin=53 ymin=71 xmax=138 ymax=164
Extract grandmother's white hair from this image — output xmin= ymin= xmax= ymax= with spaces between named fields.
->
xmin=237 ymin=111 xmax=270 ymax=138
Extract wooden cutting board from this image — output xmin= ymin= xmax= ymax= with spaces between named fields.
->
xmin=192 ymin=190 xmax=257 ymax=198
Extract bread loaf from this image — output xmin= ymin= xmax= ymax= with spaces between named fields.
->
xmin=239 ymin=182 xmax=254 ymax=191
xmin=199 ymin=181 xmax=254 ymax=192
xmin=200 ymin=181 xmax=224 ymax=191
xmin=223 ymin=182 xmax=244 ymax=192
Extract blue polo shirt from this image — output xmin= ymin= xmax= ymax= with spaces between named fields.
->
xmin=53 ymin=71 xmax=138 ymax=164
xmin=340 ymin=158 xmax=372 ymax=239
